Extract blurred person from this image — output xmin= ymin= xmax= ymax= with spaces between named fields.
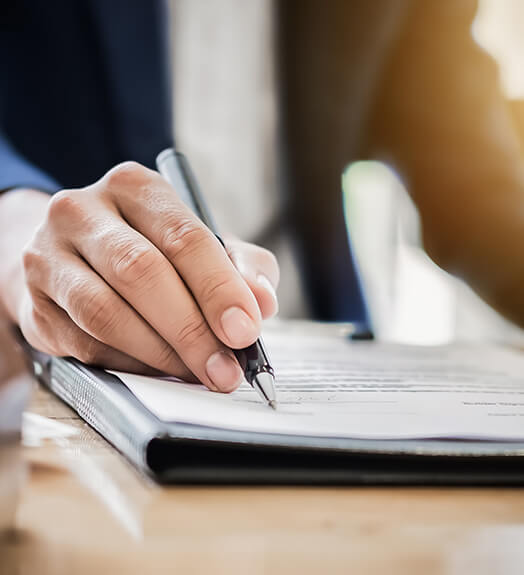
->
xmin=1 ymin=0 xmax=523 ymax=394
xmin=278 ymin=0 xmax=524 ymax=328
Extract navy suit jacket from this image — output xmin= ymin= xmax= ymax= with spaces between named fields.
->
xmin=0 ymin=0 xmax=369 ymax=326
xmin=0 ymin=0 xmax=173 ymax=192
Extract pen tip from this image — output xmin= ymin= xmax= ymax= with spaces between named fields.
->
xmin=269 ymin=400 xmax=278 ymax=410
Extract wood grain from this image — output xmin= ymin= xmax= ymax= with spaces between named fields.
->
xmin=1 ymin=331 xmax=524 ymax=574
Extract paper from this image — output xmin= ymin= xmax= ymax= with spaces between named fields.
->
xmin=111 ymin=328 xmax=524 ymax=441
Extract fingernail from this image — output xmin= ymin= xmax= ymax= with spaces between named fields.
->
xmin=220 ymin=306 xmax=259 ymax=347
xmin=205 ymin=352 xmax=243 ymax=392
xmin=257 ymin=274 xmax=278 ymax=311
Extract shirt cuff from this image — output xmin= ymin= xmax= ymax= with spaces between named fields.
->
xmin=0 ymin=138 xmax=60 ymax=194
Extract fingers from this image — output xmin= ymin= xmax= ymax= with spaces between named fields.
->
xmin=35 ymin=249 xmax=192 ymax=378
xmin=18 ymin=292 xmax=160 ymax=374
xmin=225 ymin=238 xmax=280 ymax=319
xmin=104 ymin=163 xmax=262 ymax=349
xmin=70 ymin=213 xmax=244 ymax=392
xmin=20 ymin=161 xmax=280 ymax=395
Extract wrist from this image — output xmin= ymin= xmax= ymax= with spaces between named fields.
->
xmin=0 ymin=188 xmax=51 ymax=324
xmin=0 ymin=260 xmax=26 ymax=325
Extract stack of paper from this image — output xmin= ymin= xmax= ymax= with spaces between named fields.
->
xmin=113 ymin=329 xmax=524 ymax=442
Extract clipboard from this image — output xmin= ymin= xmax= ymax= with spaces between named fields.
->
xmin=25 ymin=343 xmax=524 ymax=485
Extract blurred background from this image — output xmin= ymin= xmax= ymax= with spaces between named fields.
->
xmin=170 ymin=0 xmax=524 ymax=345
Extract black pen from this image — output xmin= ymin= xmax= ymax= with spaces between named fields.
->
xmin=156 ymin=148 xmax=277 ymax=409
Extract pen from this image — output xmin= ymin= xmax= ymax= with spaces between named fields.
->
xmin=156 ymin=148 xmax=278 ymax=409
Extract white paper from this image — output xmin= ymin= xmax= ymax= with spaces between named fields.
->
xmin=110 ymin=328 xmax=524 ymax=441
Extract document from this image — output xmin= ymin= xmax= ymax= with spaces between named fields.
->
xmin=112 ymin=329 xmax=524 ymax=441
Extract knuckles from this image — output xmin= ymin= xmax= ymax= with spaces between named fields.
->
xmin=46 ymin=189 xmax=86 ymax=223
xmin=112 ymin=242 xmax=162 ymax=286
xmin=160 ymin=219 xmax=209 ymax=262
xmin=175 ymin=314 xmax=210 ymax=348
xmin=70 ymin=284 xmax=118 ymax=340
xmin=198 ymin=270 xmax=236 ymax=308
xmin=21 ymin=244 xmax=44 ymax=276
xmin=151 ymin=341 xmax=181 ymax=372
xmin=104 ymin=161 xmax=155 ymax=192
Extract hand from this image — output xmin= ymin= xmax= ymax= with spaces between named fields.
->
xmin=17 ymin=162 xmax=279 ymax=392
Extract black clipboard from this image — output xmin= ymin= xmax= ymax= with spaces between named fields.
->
xmin=24 ymin=342 xmax=524 ymax=485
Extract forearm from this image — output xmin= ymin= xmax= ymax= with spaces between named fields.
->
xmin=364 ymin=0 xmax=524 ymax=326
xmin=0 ymin=189 xmax=51 ymax=322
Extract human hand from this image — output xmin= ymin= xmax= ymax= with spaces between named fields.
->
xmin=17 ymin=162 xmax=279 ymax=392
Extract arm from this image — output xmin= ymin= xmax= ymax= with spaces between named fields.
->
xmin=1 ymin=4 xmax=281 ymax=390
xmin=277 ymin=0 xmax=401 ymax=322
xmin=364 ymin=0 xmax=524 ymax=327
xmin=279 ymin=0 xmax=524 ymax=328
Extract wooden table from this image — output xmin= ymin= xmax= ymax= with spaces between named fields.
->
xmin=2 ymin=327 xmax=524 ymax=574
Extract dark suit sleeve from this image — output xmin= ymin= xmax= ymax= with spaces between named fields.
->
xmin=277 ymin=1 xmax=396 ymax=324
xmin=365 ymin=0 xmax=524 ymax=327
xmin=0 ymin=130 xmax=60 ymax=193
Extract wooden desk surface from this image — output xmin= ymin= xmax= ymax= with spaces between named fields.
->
xmin=2 ymin=327 xmax=524 ymax=574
